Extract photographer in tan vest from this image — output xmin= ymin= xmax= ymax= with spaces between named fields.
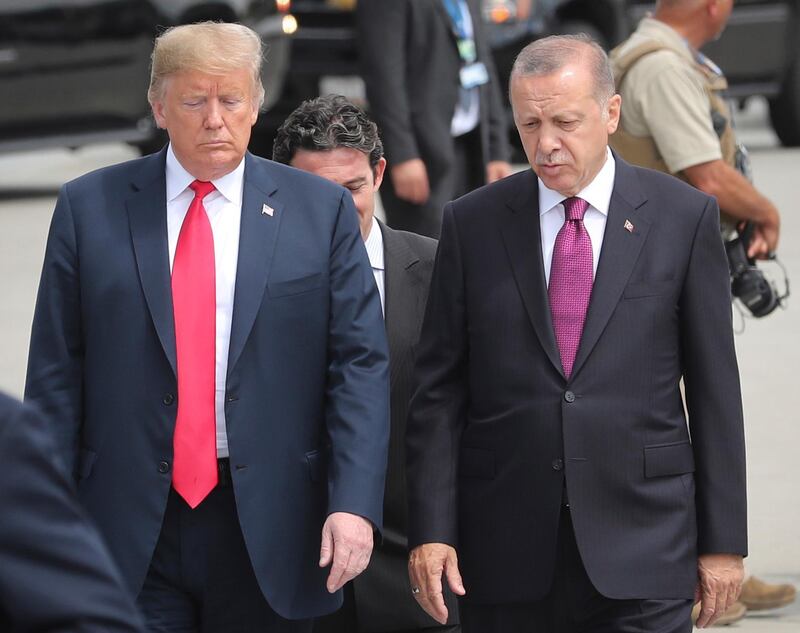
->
xmin=610 ymin=0 xmax=779 ymax=258
xmin=610 ymin=0 xmax=793 ymax=626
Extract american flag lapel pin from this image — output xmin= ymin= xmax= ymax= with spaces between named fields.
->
xmin=624 ymin=219 xmax=634 ymax=233
xmin=262 ymin=203 xmax=274 ymax=217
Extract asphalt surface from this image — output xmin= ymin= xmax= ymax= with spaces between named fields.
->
xmin=0 ymin=98 xmax=797 ymax=630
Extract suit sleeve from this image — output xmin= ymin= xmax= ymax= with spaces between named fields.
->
xmin=0 ymin=398 xmax=143 ymax=632
xmin=356 ymin=0 xmax=419 ymax=166
xmin=406 ymin=203 xmax=468 ymax=549
xmin=24 ymin=185 xmax=83 ymax=478
xmin=680 ymin=197 xmax=748 ymax=556
xmin=325 ymin=191 xmax=390 ymax=529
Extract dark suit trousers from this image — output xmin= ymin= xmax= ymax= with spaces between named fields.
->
xmin=459 ymin=508 xmax=693 ymax=633
xmin=381 ymin=129 xmax=484 ymax=239
xmin=137 ymin=462 xmax=311 ymax=633
xmin=313 ymin=581 xmax=460 ymax=633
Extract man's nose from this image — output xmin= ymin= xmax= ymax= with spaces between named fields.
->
xmin=204 ymin=100 xmax=224 ymax=129
xmin=537 ymin=127 xmax=560 ymax=155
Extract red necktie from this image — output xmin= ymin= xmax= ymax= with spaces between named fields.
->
xmin=171 ymin=180 xmax=218 ymax=508
xmin=548 ymin=197 xmax=593 ymax=379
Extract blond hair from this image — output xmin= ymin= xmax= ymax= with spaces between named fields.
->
xmin=148 ymin=21 xmax=265 ymax=109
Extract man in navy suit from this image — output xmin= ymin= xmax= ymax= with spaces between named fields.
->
xmin=274 ymin=95 xmax=458 ymax=633
xmin=406 ymin=35 xmax=747 ymax=633
xmin=25 ymin=22 xmax=389 ymax=633
xmin=0 ymin=392 xmax=143 ymax=632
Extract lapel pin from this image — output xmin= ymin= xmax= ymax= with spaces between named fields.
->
xmin=262 ymin=203 xmax=274 ymax=217
xmin=624 ymin=219 xmax=634 ymax=233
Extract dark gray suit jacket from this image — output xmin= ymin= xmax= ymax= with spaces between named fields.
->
xmin=407 ymin=156 xmax=747 ymax=604
xmin=315 ymin=222 xmax=457 ymax=631
xmin=0 ymin=393 xmax=143 ymax=632
xmin=356 ymin=0 xmax=510 ymax=236
xmin=351 ymin=222 xmax=458 ymax=631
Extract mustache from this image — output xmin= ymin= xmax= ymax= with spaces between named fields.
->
xmin=535 ymin=150 xmax=571 ymax=165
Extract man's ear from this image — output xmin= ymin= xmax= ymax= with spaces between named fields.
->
xmin=373 ymin=157 xmax=387 ymax=191
xmin=151 ymin=100 xmax=167 ymax=130
xmin=606 ymin=94 xmax=622 ymax=135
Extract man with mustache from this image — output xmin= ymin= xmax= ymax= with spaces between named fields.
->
xmin=406 ymin=35 xmax=747 ymax=632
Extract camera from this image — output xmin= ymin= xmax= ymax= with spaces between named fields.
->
xmin=724 ymin=223 xmax=784 ymax=318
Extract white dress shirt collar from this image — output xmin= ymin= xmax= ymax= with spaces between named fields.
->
xmin=538 ymin=147 xmax=616 ymax=218
xmin=364 ymin=217 xmax=386 ymax=317
xmin=538 ymin=148 xmax=616 ymax=285
xmin=364 ymin=217 xmax=385 ymax=272
xmin=165 ymin=143 xmax=245 ymax=204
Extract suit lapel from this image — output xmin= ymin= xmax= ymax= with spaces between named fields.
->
xmin=381 ymin=221 xmax=421 ymax=364
xmin=500 ymin=170 xmax=564 ymax=378
xmin=226 ymin=154 xmax=284 ymax=377
xmin=571 ymin=158 xmax=650 ymax=378
xmin=127 ymin=149 xmax=177 ymax=375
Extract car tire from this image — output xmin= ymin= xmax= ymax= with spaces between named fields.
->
xmin=768 ymin=55 xmax=800 ymax=147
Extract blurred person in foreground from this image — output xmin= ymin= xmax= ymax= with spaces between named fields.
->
xmin=0 ymin=392 xmax=143 ymax=633
xmin=24 ymin=22 xmax=389 ymax=633
xmin=610 ymin=1 xmax=794 ymax=620
xmin=356 ymin=0 xmax=513 ymax=238
xmin=406 ymin=35 xmax=747 ymax=633
xmin=274 ymin=94 xmax=458 ymax=633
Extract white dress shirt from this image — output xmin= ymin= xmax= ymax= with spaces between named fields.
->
xmin=364 ymin=217 xmax=386 ymax=317
xmin=166 ymin=145 xmax=243 ymax=458
xmin=539 ymin=148 xmax=616 ymax=285
xmin=450 ymin=0 xmax=480 ymax=137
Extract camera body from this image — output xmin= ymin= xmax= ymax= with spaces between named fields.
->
xmin=724 ymin=224 xmax=779 ymax=317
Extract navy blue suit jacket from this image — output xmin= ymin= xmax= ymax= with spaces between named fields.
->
xmin=0 ymin=392 xmax=143 ymax=632
xmin=25 ymin=149 xmax=390 ymax=619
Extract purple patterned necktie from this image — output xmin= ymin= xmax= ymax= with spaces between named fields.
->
xmin=548 ymin=196 xmax=593 ymax=379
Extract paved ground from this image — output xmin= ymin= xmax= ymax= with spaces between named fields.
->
xmin=0 ymin=99 xmax=797 ymax=630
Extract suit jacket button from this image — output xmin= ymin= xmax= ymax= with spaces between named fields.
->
xmin=158 ymin=461 xmax=170 ymax=474
xmin=564 ymin=391 xmax=576 ymax=403
xmin=162 ymin=393 xmax=174 ymax=406
xmin=552 ymin=459 xmax=564 ymax=471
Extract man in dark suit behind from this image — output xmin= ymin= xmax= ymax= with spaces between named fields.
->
xmin=273 ymin=95 xmax=457 ymax=633
xmin=0 ymin=392 xmax=143 ymax=632
xmin=406 ymin=35 xmax=747 ymax=632
xmin=356 ymin=0 xmax=512 ymax=238
xmin=25 ymin=22 xmax=389 ymax=633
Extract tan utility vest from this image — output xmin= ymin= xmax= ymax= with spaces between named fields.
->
xmin=609 ymin=40 xmax=738 ymax=228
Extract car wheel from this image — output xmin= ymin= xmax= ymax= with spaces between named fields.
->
xmin=769 ymin=55 xmax=800 ymax=147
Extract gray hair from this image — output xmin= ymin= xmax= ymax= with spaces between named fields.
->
xmin=272 ymin=95 xmax=384 ymax=171
xmin=148 ymin=21 xmax=265 ymax=109
xmin=511 ymin=34 xmax=615 ymax=108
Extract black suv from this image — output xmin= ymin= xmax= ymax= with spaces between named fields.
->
xmin=0 ymin=0 xmax=290 ymax=155
xmin=488 ymin=0 xmax=800 ymax=147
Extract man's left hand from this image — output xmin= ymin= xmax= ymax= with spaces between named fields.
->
xmin=694 ymin=553 xmax=744 ymax=628
xmin=319 ymin=512 xmax=374 ymax=593
xmin=486 ymin=161 xmax=513 ymax=184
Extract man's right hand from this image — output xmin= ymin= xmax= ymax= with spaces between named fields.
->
xmin=391 ymin=159 xmax=430 ymax=204
xmin=748 ymin=209 xmax=780 ymax=259
xmin=408 ymin=542 xmax=465 ymax=624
